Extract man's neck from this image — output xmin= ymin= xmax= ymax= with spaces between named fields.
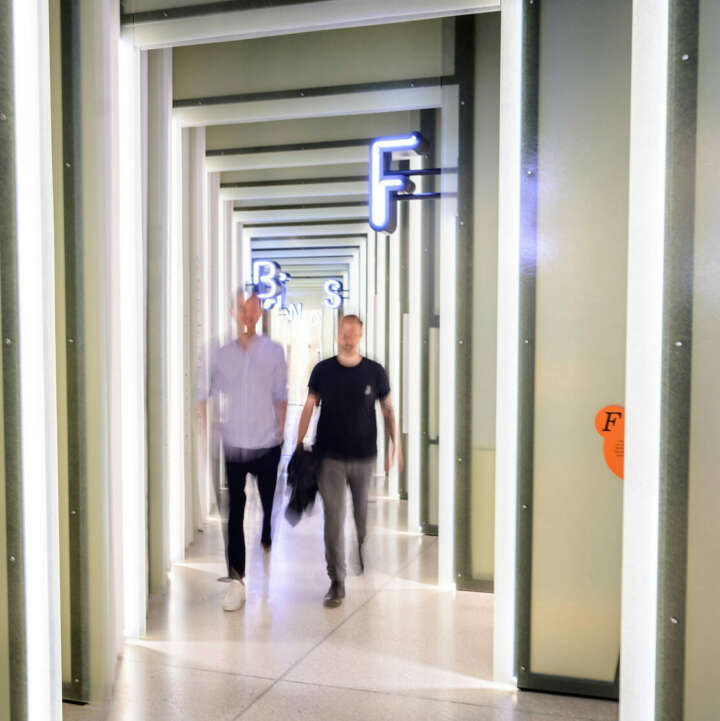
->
xmin=337 ymin=350 xmax=362 ymax=367
xmin=238 ymin=328 xmax=257 ymax=348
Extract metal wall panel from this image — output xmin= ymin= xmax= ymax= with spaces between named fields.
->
xmin=0 ymin=3 xmax=27 ymax=717
xmin=517 ymin=0 xmax=630 ymax=698
xmin=685 ymin=3 xmax=720 ymax=717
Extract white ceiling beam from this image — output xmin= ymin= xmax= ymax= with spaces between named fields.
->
xmin=175 ymin=85 xmax=442 ymax=127
xmin=220 ymin=180 xmax=366 ymax=202
xmin=244 ymin=222 xmax=370 ymax=237
xmin=252 ymin=236 xmax=366 ymax=250
xmin=234 ymin=205 xmax=367 ymax=223
xmin=126 ymin=0 xmax=499 ymax=50
xmin=207 ymin=145 xmax=368 ymax=172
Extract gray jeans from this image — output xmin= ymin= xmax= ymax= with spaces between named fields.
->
xmin=317 ymin=457 xmax=375 ymax=582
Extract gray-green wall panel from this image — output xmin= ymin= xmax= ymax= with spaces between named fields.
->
xmin=0 ymin=1 xmax=26 ymax=716
xmin=527 ymin=0 xmax=630 ymax=686
xmin=685 ymin=2 xmax=720 ymax=717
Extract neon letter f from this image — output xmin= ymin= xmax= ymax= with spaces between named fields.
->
xmin=369 ymin=132 xmax=428 ymax=233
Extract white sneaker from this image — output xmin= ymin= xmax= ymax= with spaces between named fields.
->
xmin=222 ymin=579 xmax=245 ymax=611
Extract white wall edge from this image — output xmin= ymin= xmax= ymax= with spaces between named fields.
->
xmin=12 ymin=0 xmax=63 ymax=716
xmin=493 ymin=0 xmax=522 ymax=687
xmin=619 ymin=1 xmax=669 ymax=719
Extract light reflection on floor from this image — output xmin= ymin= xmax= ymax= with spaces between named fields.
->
xmin=63 ymin=468 xmax=619 ymax=721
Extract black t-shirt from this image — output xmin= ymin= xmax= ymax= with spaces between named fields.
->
xmin=308 ymin=356 xmax=391 ymax=460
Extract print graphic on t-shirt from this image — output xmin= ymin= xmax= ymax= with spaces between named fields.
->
xmin=308 ymin=357 xmax=390 ymax=459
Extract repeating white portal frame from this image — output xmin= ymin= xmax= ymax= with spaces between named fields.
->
xmin=159 ymin=0 xmax=489 ymax=692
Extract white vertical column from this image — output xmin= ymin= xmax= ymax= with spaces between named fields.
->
xmin=407 ymin=158 xmax=423 ymax=531
xmin=206 ymin=172 xmax=222 ymax=513
xmin=241 ymin=224 xmax=252 ymax=291
xmin=188 ymin=127 xmax=209 ymax=531
xmin=223 ymin=201 xmax=233 ymax=338
xmin=438 ymin=85 xmax=459 ymax=588
xmin=117 ymin=31 xmax=148 ymax=639
xmin=387 ymin=229 xmax=401 ymax=498
xmin=366 ymin=232 xmax=376 ymax=359
xmin=12 ymin=0 xmax=62 ymax=716
xmin=147 ymin=46 xmax=172 ymax=596
xmin=494 ymin=0 xmax=523 ymax=686
xmin=620 ymin=2 xmax=669 ymax=719
xmin=374 ymin=233 xmax=387 ymax=481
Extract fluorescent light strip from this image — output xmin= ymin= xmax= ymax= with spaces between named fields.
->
xmin=118 ymin=32 xmax=148 ymax=639
xmin=12 ymin=0 xmax=63 ymax=717
xmin=494 ymin=0 xmax=523 ymax=686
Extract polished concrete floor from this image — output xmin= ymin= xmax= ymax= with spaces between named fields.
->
xmin=63 ymin=473 xmax=619 ymax=721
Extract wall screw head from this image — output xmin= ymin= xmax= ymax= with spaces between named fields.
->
xmin=521 ymin=665 xmax=527 ymax=671
xmin=674 ymin=341 xmax=683 ymax=347
xmin=522 ymin=504 xmax=528 ymax=509
xmin=9 ymin=556 xmax=15 ymax=563
xmin=0 ymin=112 xmax=6 ymax=121
xmin=4 ymin=338 xmax=11 ymax=345
xmin=68 ymin=338 xmax=74 ymax=344
xmin=299 ymin=91 xmax=305 ymax=97
xmin=410 ymin=82 xmax=415 ymax=88
xmin=671 ymin=617 xmax=679 ymax=624
xmin=681 ymin=54 xmax=689 ymax=61
xmin=527 ymin=169 xmax=534 ymax=176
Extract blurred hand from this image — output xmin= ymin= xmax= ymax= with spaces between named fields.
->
xmin=385 ymin=442 xmax=404 ymax=475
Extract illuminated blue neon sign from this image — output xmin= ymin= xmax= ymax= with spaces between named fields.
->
xmin=252 ymin=260 xmax=291 ymax=310
xmin=369 ymin=132 xmax=428 ymax=233
xmin=324 ymin=279 xmax=343 ymax=310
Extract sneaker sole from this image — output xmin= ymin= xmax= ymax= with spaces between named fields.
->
xmin=323 ymin=598 xmax=343 ymax=608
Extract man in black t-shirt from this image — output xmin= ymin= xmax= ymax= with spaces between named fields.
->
xmin=295 ymin=314 xmax=402 ymax=607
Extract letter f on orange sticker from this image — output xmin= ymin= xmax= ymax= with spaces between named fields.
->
xmin=595 ymin=406 xmax=625 ymax=480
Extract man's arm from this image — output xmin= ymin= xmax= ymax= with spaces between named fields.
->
xmin=273 ymin=345 xmax=289 ymax=440
xmin=275 ymin=400 xmax=288 ymax=439
xmin=296 ymin=392 xmax=318 ymax=449
xmin=380 ymin=394 xmax=403 ymax=472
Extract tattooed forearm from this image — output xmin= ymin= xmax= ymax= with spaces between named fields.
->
xmin=381 ymin=397 xmax=397 ymax=445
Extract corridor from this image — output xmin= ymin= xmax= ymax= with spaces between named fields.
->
xmin=63 ymin=479 xmax=617 ymax=721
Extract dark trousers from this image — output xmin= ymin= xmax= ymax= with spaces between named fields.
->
xmin=224 ymin=445 xmax=282 ymax=579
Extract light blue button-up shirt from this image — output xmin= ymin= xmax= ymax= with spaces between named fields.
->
xmin=197 ymin=335 xmax=288 ymax=451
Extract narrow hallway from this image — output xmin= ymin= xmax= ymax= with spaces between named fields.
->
xmin=63 ymin=476 xmax=617 ymax=721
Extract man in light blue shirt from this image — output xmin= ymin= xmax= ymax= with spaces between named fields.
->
xmin=197 ymin=292 xmax=288 ymax=611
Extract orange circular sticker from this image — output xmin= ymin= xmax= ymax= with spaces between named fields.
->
xmin=595 ymin=405 xmax=625 ymax=480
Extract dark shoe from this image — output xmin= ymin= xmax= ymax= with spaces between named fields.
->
xmin=261 ymin=526 xmax=272 ymax=549
xmin=323 ymin=580 xmax=345 ymax=607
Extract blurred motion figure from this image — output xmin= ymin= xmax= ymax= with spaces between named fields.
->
xmin=196 ymin=291 xmax=288 ymax=611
